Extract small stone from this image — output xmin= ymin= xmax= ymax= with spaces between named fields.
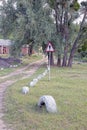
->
xmin=37 ymin=75 xmax=43 ymax=80
xmin=1 ymin=68 xmax=4 ymax=70
xmin=29 ymin=81 xmax=36 ymax=87
xmin=33 ymin=78 xmax=38 ymax=83
xmin=22 ymin=86 xmax=29 ymax=94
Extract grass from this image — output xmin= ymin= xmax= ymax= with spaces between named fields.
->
xmin=3 ymin=63 xmax=87 ymax=130
xmin=0 ymin=68 xmax=16 ymax=77
xmin=20 ymin=53 xmax=43 ymax=66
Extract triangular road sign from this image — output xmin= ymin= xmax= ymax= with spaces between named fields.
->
xmin=45 ymin=42 xmax=54 ymax=52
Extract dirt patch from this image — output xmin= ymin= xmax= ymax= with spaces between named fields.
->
xmin=0 ymin=57 xmax=21 ymax=68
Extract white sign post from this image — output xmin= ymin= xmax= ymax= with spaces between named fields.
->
xmin=46 ymin=42 xmax=54 ymax=81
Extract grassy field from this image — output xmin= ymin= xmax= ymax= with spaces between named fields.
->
xmin=3 ymin=63 xmax=87 ymax=130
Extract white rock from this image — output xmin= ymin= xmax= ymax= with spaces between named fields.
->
xmin=38 ymin=95 xmax=57 ymax=113
xmin=1 ymin=68 xmax=4 ymax=70
xmin=22 ymin=86 xmax=29 ymax=94
xmin=33 ymin=78 xmax=38 ymax=83
xmin=37 ymin=74 xmax=43 ymax=80
xmin=29 ymin=81 xmax=36 ymax=87
xmin=10 ymin=65 xmax=13 ymax=68
xmin=43 ymin=72 xmax=46 ymax=76
xmin=43 ymin=70 xmax=48 ymax=76
xmin=15 ymin=65 xmax=18 ymax=67
xmin=44 ymin=70 xmax=48 ymax=74
xmin=48 ymin=66 xmax=50 ymax=71
xmin=13 ymin=65 xmax=16 ymax=67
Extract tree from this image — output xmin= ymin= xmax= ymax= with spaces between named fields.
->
xmin=47 ymin=0 xmax=87 ymax=67
xmin=77 ymin=23 xmax=87 ymax=58
xmin=0 ymin=0 xmax=36 ymax=56
xmin=0 ymin=0 xmax=55 ymax=59
xmin=67 ymin=1 xmax=87 ymax=67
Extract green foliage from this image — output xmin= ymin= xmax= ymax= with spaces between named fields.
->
xmin=47 ymin=0 xmax=55 ymax=8
xmin=0 ymin=0 xmax=17 ymax=38
xmin=0 ymin=0 xmax=55 ymax=56
xmin=82 ymin=42 xmax=87 ymax=52
xmin=70 ymin=0 xmax=80 ymax=11
xmin=78 ymin=41 xmax=87 ymax=58
xmin=77 ymin=22 xmax=87 ymax=58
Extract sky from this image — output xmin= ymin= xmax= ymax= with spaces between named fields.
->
xmin=74 ymin=0 xmax=87 ymax=23
xmin=78 ymin=0 xmax=86 ymax=3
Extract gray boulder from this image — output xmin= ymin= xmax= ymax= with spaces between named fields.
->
xmin=38 ymin=95 xmax=57 ymax=113
xmin=22 ymin=86 xmax=29 ymax=94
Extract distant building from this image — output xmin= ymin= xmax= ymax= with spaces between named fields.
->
xmin=21 ymin=44 xmax=29 ymax=55
xmin=0 ymin=39 xmax=12 ymax=54
xmin=0 ymin=39 xmax=29 ymax=55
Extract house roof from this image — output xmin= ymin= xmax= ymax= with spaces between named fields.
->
xmin=0 ymin=39 xmax=13 ymax=46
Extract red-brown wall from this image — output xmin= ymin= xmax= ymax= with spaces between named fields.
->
xmin=0 ymin=46 xmax=10 ymax=54
xmin=21 ymin=47 xmax=28 ymax=55
xmin=0 ymin=45 xmax=30 ymax=55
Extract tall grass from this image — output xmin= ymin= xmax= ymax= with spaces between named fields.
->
xmin=3 ymin=63 xmax=87 ymax=130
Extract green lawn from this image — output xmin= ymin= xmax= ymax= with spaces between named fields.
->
xmin=0 ymin=68 xmax=15 ymax=77
xmin=3 ymin=63 xmax=87 ymax=130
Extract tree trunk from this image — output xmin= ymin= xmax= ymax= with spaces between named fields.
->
xmin=67 ymin=41 xmax=77 ymax=67
xmin=28 ymin=44 xmax=33 ymax=56
xmin=57 ymin=54 xmax=61 ymax=67
xmin=62 ymin=45 xmax=68 ymax=67
xmin=67 ymin=10 xmax=87 ymax=67
xmin=67 ymin=32 xmax=82 ymax=67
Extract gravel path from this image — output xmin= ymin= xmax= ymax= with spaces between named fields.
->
xmin=0 ymin=58 xmax=46 ymax=130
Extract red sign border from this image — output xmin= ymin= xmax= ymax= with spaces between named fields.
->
xmin=45 ymin=42 xmax=55 ymax=52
